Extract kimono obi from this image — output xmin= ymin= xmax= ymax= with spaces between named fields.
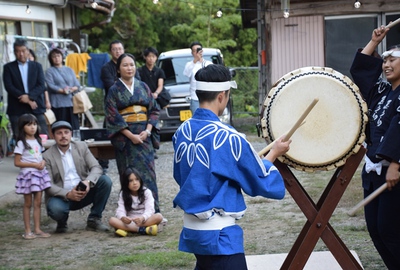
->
xmin=119 ymin=105 xmax=147 ymax=122
xmin=183 ymin=213 xmax=235 ymax=230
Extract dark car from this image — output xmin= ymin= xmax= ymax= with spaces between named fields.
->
xmin=156 ymin=48 xmax=233 ymax=135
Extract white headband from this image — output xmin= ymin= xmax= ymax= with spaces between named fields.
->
xmin=196 ymin=81 xmax=237 ymax=92
xmin=382 ymin=50 xmax=400 ymax=58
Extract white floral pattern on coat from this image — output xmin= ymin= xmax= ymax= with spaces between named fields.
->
xmin=175 ymin=121 xmax=244 ymax=168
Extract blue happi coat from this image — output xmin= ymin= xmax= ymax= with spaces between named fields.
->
xmin=172 ymin=108 xmax=285 ymax=255
xmin=350 ymin=52 xmax=400 ymax=166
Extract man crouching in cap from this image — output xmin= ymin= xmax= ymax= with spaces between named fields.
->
xmin=43 ymin=121 xmax=112 ymax=233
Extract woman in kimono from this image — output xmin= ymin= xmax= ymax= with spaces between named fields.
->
xmin=105 ymin=53 xmax=160 ymax=212
xmin=350 ymin=26 xmax=400 ymax=269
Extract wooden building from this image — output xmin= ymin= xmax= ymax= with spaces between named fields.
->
xmin=0 ymin=0 xmax=115 ymax=107
xmin=240 ymin=0 xmax=400 ymax=107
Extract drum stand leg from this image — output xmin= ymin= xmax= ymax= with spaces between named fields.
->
xmin=276 ymin=147 xmax=366 ymax=270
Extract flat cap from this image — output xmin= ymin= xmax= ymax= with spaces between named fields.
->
xmin=51 ymin=121 xmax=72 ymax=133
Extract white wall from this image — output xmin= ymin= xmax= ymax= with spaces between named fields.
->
xmin=55 ymin=6 xmax=74 ymax=33
xmin=0 ymin=1 xmax=64 ymax=113
xmin=0 ymin=2 xmax=58 ymax=38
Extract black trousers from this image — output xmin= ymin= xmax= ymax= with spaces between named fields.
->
xmin=194 ymin=253 xmax=248 ymax=270
xmin=52 ymin=107 xmax=80 ymax=130
xmin=363 ymin=167 xmax=400 ymax=270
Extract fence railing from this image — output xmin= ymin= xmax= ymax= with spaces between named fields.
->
xmin=229 ymin=67 xmax=259 ymax=117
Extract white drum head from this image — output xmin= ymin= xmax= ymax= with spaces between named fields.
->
xmin=262 ymin=67 xmax=368 ymax=172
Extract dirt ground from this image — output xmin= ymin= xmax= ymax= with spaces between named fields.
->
xmin=0 ymin=133 xmax=386 ymax=270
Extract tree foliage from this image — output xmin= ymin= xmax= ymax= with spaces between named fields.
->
xmin=78 ymin=0 xmax=257 ymax=67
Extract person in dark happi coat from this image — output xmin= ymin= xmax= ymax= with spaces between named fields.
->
xmin=105 ymin=53 xmax=160 ymax=212
xmin=350 ymin=25 xmax=400 ymax=270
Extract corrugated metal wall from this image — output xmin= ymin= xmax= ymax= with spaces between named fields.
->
xmin=271 ymin=15 xmax=325 ymax=84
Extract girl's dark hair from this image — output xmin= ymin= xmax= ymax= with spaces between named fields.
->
xmin=116 ymin=53 xmax=135 ymax=78
xmin=120 ymin=167 xmax=146 ymax=213
xmin=16 ymin=114 xmax=42 ymax=149
xmin=48 ymin=48 xmax=64 ymax=66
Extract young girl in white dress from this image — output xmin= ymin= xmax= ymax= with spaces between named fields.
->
xmin=14 ymin=114 xmax=51 ymax=239
xmin=109 ymin=167 xmax=163 ymax=236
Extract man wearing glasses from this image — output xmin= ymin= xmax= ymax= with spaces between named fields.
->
xmin=101 ymin=40 xmax=141 ymax=97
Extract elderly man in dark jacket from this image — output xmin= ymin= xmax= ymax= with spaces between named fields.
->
xmin=3 ymin=38 xmax=48 ymax=138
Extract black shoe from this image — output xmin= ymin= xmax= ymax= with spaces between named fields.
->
xmin=55 ymin=222 xmax=68 ymax=233
xmin=86 ymin=218 xmax=109 ymax=232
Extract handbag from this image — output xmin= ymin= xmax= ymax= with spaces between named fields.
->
xmin=73 ymin=90 xmax=93 ymax=114
xmin=44 ymin=109 xmax=56 ymax=125
xmin=150 ymin=126 xmax=160 ymax=150
xmin=156 ymin=88 xmax=171 ymax=109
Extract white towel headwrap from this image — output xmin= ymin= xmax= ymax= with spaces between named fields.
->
xmin=196 ymin=81 xmax=237 ymax=92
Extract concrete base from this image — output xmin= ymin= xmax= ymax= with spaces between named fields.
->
xmin=0 ymin=156 xmax=18 ymax=196
xmin=246 ymin=251 xmax=363 ymax=270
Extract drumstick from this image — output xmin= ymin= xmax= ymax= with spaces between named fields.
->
xmin=258 ymin=98 xmax=319 ymax=157
xmin=258 ymin=121 xmax=306 ymax=157
xmin=386 ymin=18 xmax=400 ymax=28
xmin=347 ymin=183 xmax=388 ymax=217
xmin=283 ymin=98 xmax=318 ymax=142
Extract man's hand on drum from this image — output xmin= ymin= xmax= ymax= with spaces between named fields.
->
xmin=264 ymin=135 xmax=291 ymax=163
xmin=386 ymin=162 xmax=400 ymax=190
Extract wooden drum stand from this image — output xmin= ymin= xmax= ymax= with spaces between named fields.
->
xmin=275 ymin=147 xmax=366 ymax=270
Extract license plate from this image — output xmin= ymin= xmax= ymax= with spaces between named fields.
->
xmin=180 ymin=110 xmax=192 ymax=121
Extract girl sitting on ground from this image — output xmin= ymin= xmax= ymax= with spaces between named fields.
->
xmin=109 ymin=167 xmax=163 ymax=236
xmin=14 ymin=113 xmax=51 ymax=239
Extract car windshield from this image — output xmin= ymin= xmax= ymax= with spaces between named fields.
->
xmin=158 ymin=55 xmax=219 ymax=86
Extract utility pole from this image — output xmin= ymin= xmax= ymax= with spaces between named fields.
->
xmin=207 ymin=1 xmax=213 ymax=47
xmin=257 ymin=0 xmax=267 ymax=115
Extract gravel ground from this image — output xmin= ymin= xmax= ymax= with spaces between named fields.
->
xmin=0 ymin=132 xmax=386 ymax=269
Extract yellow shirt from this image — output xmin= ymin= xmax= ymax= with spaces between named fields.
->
xmin=65 ymin=53 xmax=91 ymax=78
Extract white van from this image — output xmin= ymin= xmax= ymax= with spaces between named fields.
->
xmin=156 ymin=48 xmax=233 ymax=135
